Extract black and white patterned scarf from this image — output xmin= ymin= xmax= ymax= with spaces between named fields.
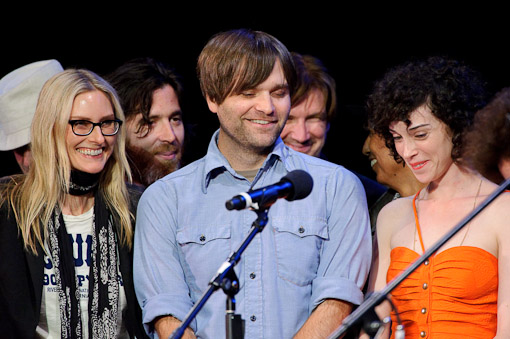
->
xmin=47 ymin=188 xmax=120 ymax=338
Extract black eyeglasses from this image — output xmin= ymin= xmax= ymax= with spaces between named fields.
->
xmin=68 ymin=119 xmax=123 ymax=136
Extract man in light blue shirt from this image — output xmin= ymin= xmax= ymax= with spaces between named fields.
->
xmin=133 ymin=28 xmax=372 ymax=339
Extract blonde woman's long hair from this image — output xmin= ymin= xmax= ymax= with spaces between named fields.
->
xmin=1 ymin=69 xmax=133 ymax=254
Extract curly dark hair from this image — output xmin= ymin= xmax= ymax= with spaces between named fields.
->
xmin=463 ymin=87 xmax=510 ymax=183
xmin=366 ymin=56 xmax=488 ymax=164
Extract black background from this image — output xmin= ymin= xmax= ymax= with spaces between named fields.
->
xmin=2 ymin=7 xmax=508 ymax=180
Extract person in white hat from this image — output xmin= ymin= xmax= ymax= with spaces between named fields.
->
xmin=0 ymin=59 xmax=64 ymax=174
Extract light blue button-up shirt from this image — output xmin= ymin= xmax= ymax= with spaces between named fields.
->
xmin=133 ymin=131 xmax=372 ymax=338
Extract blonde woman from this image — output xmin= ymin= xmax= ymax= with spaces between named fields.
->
xmin=0 ymin=69 xmax=147 ymax=338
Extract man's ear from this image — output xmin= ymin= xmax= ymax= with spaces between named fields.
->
xmin=206 ymin=95 xmax=219 ymax=114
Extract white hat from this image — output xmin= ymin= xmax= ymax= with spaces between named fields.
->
xmin=0 ymin=59 xmax=64 ymax=151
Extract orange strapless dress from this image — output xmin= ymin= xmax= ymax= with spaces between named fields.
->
xmin=386 ymin=192 xmax=498 ymax=338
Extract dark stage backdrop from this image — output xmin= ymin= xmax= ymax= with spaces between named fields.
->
xmin=1 ymin=10 xmax=508 ymax=181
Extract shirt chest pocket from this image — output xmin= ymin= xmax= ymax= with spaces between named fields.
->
xmin=272 ymin=219 xmax=328 ymax=286
xmin=176 ymin=225 xmax=232 ymax=288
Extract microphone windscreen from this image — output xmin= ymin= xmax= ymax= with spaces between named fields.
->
xmin=282 ymin=170 xmax=313 ymax=201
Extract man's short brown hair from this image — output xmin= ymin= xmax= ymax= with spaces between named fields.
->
xmin=197 ymin=28 xmax=296 ymax=105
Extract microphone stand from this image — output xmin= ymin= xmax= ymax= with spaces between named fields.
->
xmin=170 ymin=208 xmax=269 ymax=339
xmin=328 ymin=177 xmax=510 ymax=339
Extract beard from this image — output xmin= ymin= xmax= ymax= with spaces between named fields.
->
xmin=126 ymin=143 xmax=182 ymax=187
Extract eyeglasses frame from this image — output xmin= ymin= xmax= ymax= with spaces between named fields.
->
xmin=68 ymin=119 xmax=123 ymax=136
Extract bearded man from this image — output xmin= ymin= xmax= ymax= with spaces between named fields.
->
xmin=106 ymin=57 xmax=186 ymax=190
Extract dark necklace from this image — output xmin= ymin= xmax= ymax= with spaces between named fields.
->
xmin=69 ymin=169 xmax=100 ymax=196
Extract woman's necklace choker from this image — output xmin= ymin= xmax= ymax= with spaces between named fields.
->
xmin=69 ymin=169 xmax=100 ymax=196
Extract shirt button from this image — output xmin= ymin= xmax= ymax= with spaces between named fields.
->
xmin=421 ymin=307 xmax=427 ymax=314
xmin=250 ymin=315 xmax=256 ymax=322
xmin=424 ymin=260 xmax=429 ymax=266
xmin=298 ymin=226 xmax=305 ymax=233
xmin=420 ymin=330 xmax=426 ymax=337
xmin=422 ymin=283 xmax=428 ymax=290
xmin=199 ymin=235 xmax=206 ymax=242
xmin=249 ymin=272 xmax=256 ymax=279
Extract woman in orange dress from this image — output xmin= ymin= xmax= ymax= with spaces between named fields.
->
xmin=364 ymin=56 xmax=510 ymax=338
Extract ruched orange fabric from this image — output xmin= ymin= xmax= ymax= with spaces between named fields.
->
xmin=385 ymin=191 xmax=498 ymax=338
xmin=387 ymin=247 xmax=497 ymax=338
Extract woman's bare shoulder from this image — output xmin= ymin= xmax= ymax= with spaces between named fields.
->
xmin=379 ymin=195 xmax=414 ymax=217
xmin=376 ymin=195 xmax=415 ymax=235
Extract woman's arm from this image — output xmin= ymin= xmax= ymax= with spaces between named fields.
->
xmin=361 ymin=200 xmax=403 ymax=339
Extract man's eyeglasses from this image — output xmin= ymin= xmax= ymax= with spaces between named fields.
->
xmin=68 ymin=119 xmax=123 ymax=136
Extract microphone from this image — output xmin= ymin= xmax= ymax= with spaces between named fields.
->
xmin=225 ymin=170 xmax=313 ymax=211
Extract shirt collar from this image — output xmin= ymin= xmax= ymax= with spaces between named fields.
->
xmin=201 ymin=130 xmax=290 ymax=192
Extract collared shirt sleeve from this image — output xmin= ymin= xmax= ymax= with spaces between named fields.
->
xmin=133 ymin=180 xmax=197 ymax=337
xmin=310 ymin=166 xmax=372 ymax=310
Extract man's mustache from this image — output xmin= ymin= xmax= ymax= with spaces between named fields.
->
xmin=126 ymin=142 xmax=183 ymax=187
xmin=151 ymin=142 xmax=181 ymax=155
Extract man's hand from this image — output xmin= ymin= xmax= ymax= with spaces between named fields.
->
xmin=154 ymin=315 xmax=196 ymax=339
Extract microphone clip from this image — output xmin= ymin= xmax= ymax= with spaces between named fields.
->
xmin=238 ymin=192 xmax=260 ymax=210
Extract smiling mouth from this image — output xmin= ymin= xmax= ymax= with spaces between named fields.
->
xmin=289 ymin=144 xmax=311 ymax=152
xmin=77 ymin=148 xmax=103 ymax=156
xmin=156 ymin=152 xmax=176 ymax=160
xmin=410 ymin=161 xmax=427 ymax=170
xmin=247 ymin=119 xmax=275 ymax=125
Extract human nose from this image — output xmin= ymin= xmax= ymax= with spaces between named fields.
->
xmin=254 ymin=93 xmax=275 ymax=115
xmin=88 ymin=125 xmax=106 ymax=143
xmin=158 ymin=120 xmax=177 ymax=143
xmin=292 ymin=119 xmax=310 ymax=143
xmin=399 ymin=137 xmax=417 ymax=160
xmin=362 ymin=135 xmax=371 ymax=156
